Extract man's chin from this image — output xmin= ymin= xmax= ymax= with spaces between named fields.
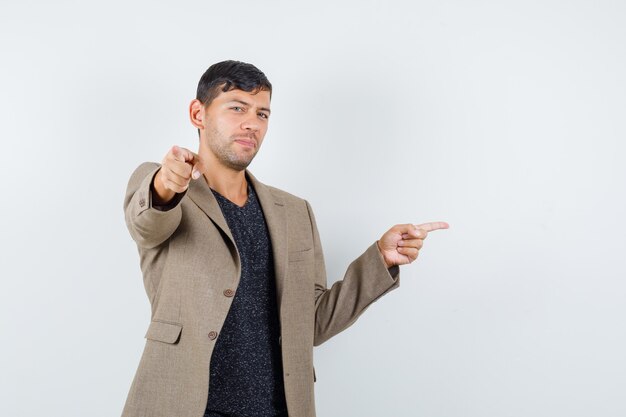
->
xmin=224 ymin=158 xmax=254 ymax=171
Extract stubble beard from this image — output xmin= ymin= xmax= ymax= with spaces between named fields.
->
xmin=206 ymin=126 xmax=258 ymax=171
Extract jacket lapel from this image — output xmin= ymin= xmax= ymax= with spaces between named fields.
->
xmin=187 ymin=171 xmax=288 ymax=312
xmin=187 ymin=175 xmax=237 ymax=249
xmin=247 ymin=171 xmax=288 ymax=312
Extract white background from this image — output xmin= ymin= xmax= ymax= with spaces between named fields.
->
xmin=1 ymin=1 xmax=625 ymax=416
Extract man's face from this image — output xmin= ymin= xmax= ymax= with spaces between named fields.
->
xmin=200 ymin=88 xmax=271 ymax=171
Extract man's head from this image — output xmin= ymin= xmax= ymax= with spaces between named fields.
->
xmin=190 ymin=60 xmax=272 ymax=172
xmin=196 ymin=60 xmax=272 ymax=108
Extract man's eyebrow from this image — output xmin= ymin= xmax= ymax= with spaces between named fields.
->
xmin=229 ymin=99 xmax=271 ymax=113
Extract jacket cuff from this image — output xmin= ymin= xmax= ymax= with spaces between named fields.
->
xmin=150 ymin=177 xmax=187 ymax=212
xmin=370 ymin=241 xmax=400 ymax=281
xmin=364 ymin=241 xmax=401 ymax=290
xmin=124 ymin=162 xmax=189 ymax=248
xmin=135 ymin=165 xmax=186 ymax=215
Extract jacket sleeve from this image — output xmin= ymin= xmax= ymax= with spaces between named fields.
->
xmin=307 ymin=200 xmax=400 ymax=346
xmin=123 ymin=162 xmax=186 ymax=249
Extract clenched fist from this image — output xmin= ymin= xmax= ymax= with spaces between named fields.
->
xmin=377 ymin=222 xmax=449 ymax=268
xmin=152 ymin=145 xmax=202 ymax=205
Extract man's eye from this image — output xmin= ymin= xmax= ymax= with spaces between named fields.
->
xmin=232 ymin=106 xmax=243 ymax=112
xmin=258 ymin=113 xmax=269 ymax=119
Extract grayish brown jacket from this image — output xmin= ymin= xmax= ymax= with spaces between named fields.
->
xmin=122 ymin=162 xmax=400 ymax=417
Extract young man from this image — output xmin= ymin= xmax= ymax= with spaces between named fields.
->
xmin=122 ymin=60 xmax=448 ymax=417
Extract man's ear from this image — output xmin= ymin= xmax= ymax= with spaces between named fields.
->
xmin=189 ymin=99 xmax=205 ymax=130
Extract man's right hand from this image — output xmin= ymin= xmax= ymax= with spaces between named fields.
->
xmin=152 ymin=145 xmax=202 ymax=205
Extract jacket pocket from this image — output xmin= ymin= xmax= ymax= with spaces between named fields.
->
xmin=144 ymin=320 xmax=183 ymax=344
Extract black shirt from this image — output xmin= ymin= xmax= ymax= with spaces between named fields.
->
xmin=205 ymin=181 xmax=288 ymax=417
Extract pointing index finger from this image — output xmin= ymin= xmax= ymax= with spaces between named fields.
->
xmin=172 ymin=145 xmax=197 ymax=163
xmin=415 ymin=221 xmax=450 ymax=232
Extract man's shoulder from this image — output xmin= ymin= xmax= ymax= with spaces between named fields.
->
xmin=255 ymin=181 xmax=321 ymax=239
xmin=126 ymin=161 xmax=160 ymax=190
xmin=260 ymin=184 xmax=314 ymax=224
xmin=264 ymin=183 xmax=308 ymax=206
xmin=128 ymin=161 xmax=160 ymax=182
xmin=133 ymin=161 xmax=160 ymax=175
xmin=249 ymin=173 xmax=311 ymax=212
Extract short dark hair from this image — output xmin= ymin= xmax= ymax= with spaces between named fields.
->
xmin=196 ymin=60 xmax=272 ymax=107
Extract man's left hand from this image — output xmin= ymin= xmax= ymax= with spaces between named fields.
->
xmin=377 ymin=222 xmax=449 ymax=268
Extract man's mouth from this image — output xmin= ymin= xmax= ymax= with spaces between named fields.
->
xmin=234 ymin=137 xmax=257 ymax=148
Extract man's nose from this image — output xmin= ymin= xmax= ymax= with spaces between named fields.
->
xmin=241 ymin=114 xmax=260 ymax=132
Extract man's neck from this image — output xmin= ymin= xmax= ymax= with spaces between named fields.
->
xmin=203 ymin=166 xmax=249 ymax=207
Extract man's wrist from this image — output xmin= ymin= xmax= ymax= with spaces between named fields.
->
xmin=376 ymin=240 xmax=394 ymax=269
xmin=151 ymin=169 xmax=176 ymax=206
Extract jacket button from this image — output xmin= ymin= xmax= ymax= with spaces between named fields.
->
xmin=208 ymin=331 xmax=218 ymax=340
xmin=223 ymin=289 xmax=235 ymax=297
xmin=139 ymin=197 xmax=146 ymax=208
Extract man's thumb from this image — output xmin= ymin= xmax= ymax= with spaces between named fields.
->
xmin=191 ymin=160 xmax=202 ymax=179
